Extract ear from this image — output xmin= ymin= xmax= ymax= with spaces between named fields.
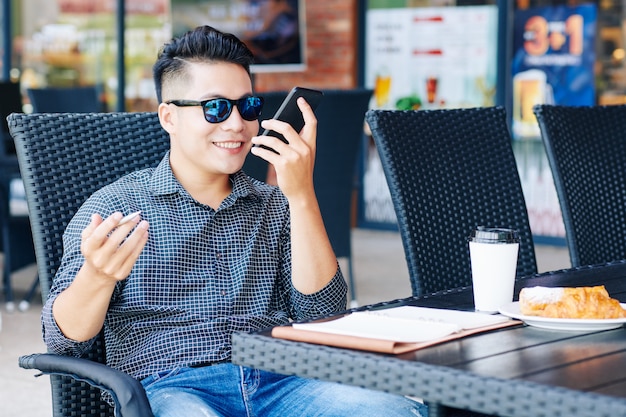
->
xmin=158 ymin=102 xmax=176 ymax=134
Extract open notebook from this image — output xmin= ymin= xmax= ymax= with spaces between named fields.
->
xmin=271 ymin=306 xmax=521 ymax=354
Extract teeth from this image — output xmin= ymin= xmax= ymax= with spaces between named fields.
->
xmin=215 ymin=142 xmax=242 ymax=149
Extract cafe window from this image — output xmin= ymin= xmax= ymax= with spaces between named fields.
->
xmin=16 ymin=0 xmax=170 ymax=112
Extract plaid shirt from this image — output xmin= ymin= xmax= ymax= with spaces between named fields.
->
xmin=42 ymin=152 xmax=347 ymax=381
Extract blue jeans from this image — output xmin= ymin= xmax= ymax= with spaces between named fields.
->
xmin=141 ymin=363 xmax=427 ymax=417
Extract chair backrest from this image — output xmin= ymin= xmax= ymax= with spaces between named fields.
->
xmin=27 ymin=85 xmax=102 ymax=113
xmin=0 ymin=82 xmax=35 ymax=282
xmin=533 ymin=104 xmax=626 ymax=267
xmin=314 ymin=89 xmax=373 ymax=260
xmin=0 ymin=81 xmax=23 ymax=155
xmin=8 ymin=112 xmax=169 ymax=417
xmin=365 ymin=107 xmax=537 ymax=296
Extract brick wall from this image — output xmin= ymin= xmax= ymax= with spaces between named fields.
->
xmin=253 ymin=0 xmax=359 ymax=92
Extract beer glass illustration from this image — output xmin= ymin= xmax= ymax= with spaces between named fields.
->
xmin=426 ymin=76 xmax=438 ymax=104
xmin=374 ymin=68 xmax=391 ymax=108
xmin=512 ymin=69 xmax=552 ymax=138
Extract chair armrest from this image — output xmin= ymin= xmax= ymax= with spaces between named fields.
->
xmin=19 ymin=353 xmax=154 ymax=417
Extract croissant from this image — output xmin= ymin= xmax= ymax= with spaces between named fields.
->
xmin=519 ymin=285 xmax=626 ymax=319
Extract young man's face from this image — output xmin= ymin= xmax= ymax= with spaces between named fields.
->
xmin=162 ymin=61 xmax=259 ymax=180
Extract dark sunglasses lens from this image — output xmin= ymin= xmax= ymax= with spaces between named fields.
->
xmin=203 ymin=99 xmax=233 ymax=123
xmin=238 ymin=97 xmax=264 ymax=121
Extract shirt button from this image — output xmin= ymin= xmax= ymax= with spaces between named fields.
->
xmin=216 ymin=252 xmax=222 ymax=259
xmin=220 ymin=290 xmax=227 ymax=296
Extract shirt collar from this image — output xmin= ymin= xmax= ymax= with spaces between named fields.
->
xmin=150 ymin=151 xmax=261 ymax=201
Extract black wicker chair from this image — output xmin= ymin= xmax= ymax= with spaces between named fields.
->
xmin=365 ymin=107 xmax=538 ymax=297
xmin=248 ymin=88 xmax=372 ymax=306
xmin=27 ymin=85 xmax=103 ymax=113
xmin=0 ymin=81 xmax=37 ymax=311
xmin=314 ymin=88 xmax=373 ymax=307
xmin=533 ymin=104 xmax=626 ymax=267
xmin=8 ymin=112 xmax=168 ymax=417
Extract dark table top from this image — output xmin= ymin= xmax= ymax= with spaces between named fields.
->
xmin=232 ymin=260 xmax=626 ymax=417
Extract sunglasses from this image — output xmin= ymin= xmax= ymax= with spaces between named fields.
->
xmin=166 ymin=96 xmax=265 ymax=123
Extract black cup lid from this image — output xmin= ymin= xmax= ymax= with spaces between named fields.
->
xmin=468 ymin=226 xmax=519 ymax=243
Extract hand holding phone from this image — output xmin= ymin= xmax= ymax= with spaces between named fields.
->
xmin=261 ymin=86 xmax=324 ymax=144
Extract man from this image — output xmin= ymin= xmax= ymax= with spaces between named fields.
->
xmin=42 ymin=25 xmax=427 ymax=417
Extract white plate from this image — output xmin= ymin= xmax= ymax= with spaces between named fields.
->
xmin=498 ymin=302 xmax=626 ymax=331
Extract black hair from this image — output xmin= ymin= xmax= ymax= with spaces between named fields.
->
xmin=153 ymin=25 xmax=255 ymax=103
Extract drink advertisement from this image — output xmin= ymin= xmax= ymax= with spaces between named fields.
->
xmin=361 ymin=5 xmax=498 ymax=228
xmin=511 ymin=4 xmax=596 ymax=139
xmin=366 ymin=5 xmax=498 ymax=112
xmin=511 ymin=5 xmax=596 ymax=243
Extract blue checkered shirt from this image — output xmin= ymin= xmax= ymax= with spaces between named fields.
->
xmin=42 ymin=152 xmax=347 ymax=381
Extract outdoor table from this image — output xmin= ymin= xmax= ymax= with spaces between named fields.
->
xmin=232 ymin=260 xmax=626 ymax=417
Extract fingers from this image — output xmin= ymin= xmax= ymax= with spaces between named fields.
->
xmin=250 ymin=135 xmax=288 ymax=163
xmin=253 ymin=97 xmax=317 ymax=153
xmin=256 ymin=119 xmax=295 ymax=151
xmin=81 ymin=213 xmax=105 ymax=242
xmin=116 ymin=221 xmax=149 ymax=276
xmin=81 ymin=211 xmax=149 ymax=281
xmin=118 ymin=210 xmax=142 ymax=226
xmin=296 ymin=97 xmax=317 ymax=143
xmin=249 ymin=97 xmax=317 ymax=196
xmin=83 ymin=212 xmax=124 ymax=250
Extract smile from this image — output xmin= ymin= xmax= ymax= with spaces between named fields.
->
xmin=214 ymin=142 xmax=242 ymax=149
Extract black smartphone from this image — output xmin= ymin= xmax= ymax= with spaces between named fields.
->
xmin=261 ymin=86 xmax=324 ymax=144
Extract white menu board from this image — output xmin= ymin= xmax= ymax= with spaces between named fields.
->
xmin=362 ymin=5 xmax=498 ymax=227
xmin=366 ymin=6 xmax=497 ymax=112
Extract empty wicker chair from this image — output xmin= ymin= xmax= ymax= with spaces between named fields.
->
xmin=534 ymin=104 xmax=626 ymax=267
xmin=8 ymin=112 xmax=167 ymax=417
xmin=314 ymin=88 xmax=373 ymax=306
xmin=365 ymin=107 xmax=537 ymax=297
xmin=27 ymin=85 xmax=103 ymax=113
xmin=247 ymin=88 xmax=373 ymax=306
xmin=0 ymin=81 xmax=36 ymax=311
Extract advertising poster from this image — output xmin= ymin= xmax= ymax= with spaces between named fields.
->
xmin=511 ymin=4 xmax=597 ymax=138
xmin=171 ymin=0 xmax=305 ymax=72
xmin=511 ymin=5 xmax=596 ymax=242
xmin=362 ymin=5 xmax=498 ymax=228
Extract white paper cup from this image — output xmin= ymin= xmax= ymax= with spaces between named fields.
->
xmin=468 ymin=227 xmax=520 ymax=312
